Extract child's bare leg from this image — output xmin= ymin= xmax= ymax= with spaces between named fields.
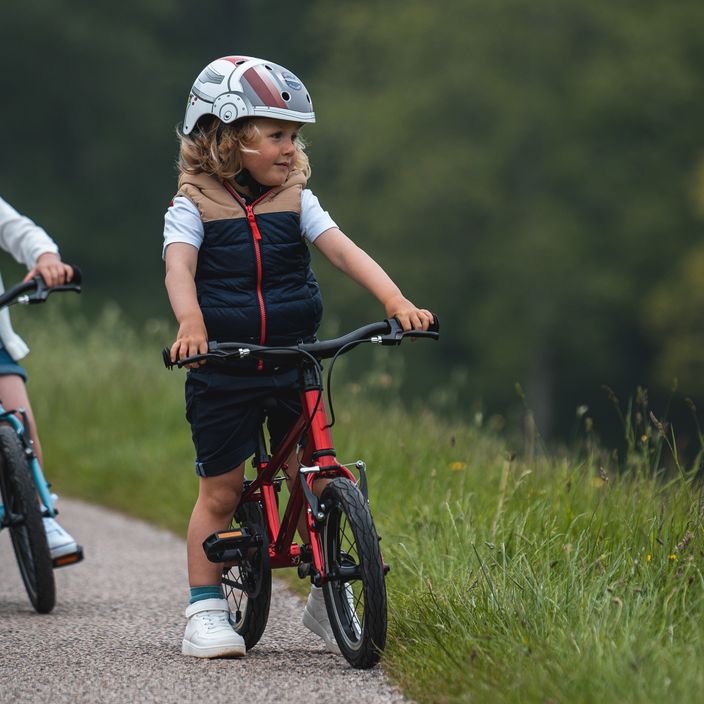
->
xmin=188 ymin=463 xmax=245 ymax=586
xmin=0 ymin=374 xmax=43 ymax=465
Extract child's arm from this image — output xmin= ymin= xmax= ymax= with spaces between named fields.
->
xmin=0 ymin=197 xmax=72 ymax=286
xmin=164 ymin=243 xmax=208 ymax=364
xmin=314 ymin=228 xmax=434 ymax=331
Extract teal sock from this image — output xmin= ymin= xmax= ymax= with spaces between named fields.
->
xmin=189 ymin=585 xmax=225 ymax=604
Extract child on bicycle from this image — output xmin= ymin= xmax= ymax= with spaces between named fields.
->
xmin=0 ymin=195 xmax=83 ymax=566
xmin=163 ymin=55 xmax=433 ymax=659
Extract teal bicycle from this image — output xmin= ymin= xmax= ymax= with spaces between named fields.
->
xmin=0 ymin=270 xmax=81 ymax=613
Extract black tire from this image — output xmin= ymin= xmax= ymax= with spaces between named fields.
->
xmin=0 ymin=425 xmax=55 ymax=613
xmin=321 ymin=478 xmax=387 ymax=669
xmin=221 ymin=499 xmax=272 ymax=650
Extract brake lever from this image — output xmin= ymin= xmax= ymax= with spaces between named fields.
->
xmin=378 ymin=316 xmax=440 ymax=345
xmin=162 ymin=346 xmax=232 ymax=369
xmin=50 ymin=283 xmax=82 ymax=294
xmin=23 ymin=274 xmax=82 ymax=304
xmin=162 ymin=348 xmax=206 ymax=369
xmin=24 ymin=276 xmax=50 ymax=303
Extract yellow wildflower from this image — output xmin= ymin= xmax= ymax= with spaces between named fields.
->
xmin=450 ymin=461 xmax=466 ymax=471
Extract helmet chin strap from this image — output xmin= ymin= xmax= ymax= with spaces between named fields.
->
xmin=235 ymin=169 xmax=270 ymax=200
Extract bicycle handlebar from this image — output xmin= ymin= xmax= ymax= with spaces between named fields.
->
xmin=163 ymin=316 xmax=439 ymax=370
xmin=0 ymin=265 xmax=82 ymax=310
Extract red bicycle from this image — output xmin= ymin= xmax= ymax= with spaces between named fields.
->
xmin=164 ymin=316 xmax=439 ymax=668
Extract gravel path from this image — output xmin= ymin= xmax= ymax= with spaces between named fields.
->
xmin=0 ymin=498 xmax=407 ymax=704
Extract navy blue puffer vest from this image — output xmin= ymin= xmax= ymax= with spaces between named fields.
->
xmin=177 ymin=171 xmax=322 ymax=346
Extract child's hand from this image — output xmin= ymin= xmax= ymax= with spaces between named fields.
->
xmin=25 ymin=253 xmax=73 ymax=287
xmin=384 ymin=295 xmax=434 ymax=332
xmin=171 ymin=315 xmax=209 ymax=368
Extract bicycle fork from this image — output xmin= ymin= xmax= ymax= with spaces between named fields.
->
xmin=0 ymin=410 xmax=56 ymax=520
xmin=297 ymin=458 xmax=390 ymax=587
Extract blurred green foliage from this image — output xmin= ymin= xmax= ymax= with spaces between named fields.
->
xmin=2 ymin=0 xmax=704 ymax=437
xmin=21 ymin=307 xmax=704 ymax=703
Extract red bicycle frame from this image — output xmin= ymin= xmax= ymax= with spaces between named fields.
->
xmin=167 ymin=317 xmax=439 ymax=586
xmin=237 ymin=364 xmax=357 ymax=582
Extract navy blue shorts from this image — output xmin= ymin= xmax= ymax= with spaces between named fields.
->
xmin=0 ymin=345 xmax=27 ymax=381
xmin=185 ymin=367 xmax=302 ymax=477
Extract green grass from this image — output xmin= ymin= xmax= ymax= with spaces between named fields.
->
xmin=17 ymin=305 xmax=704 ymax=703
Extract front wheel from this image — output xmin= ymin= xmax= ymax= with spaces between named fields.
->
xmin=321 ymin=478 xmax=387 ymax=669
xmin=0 ymin=425 xmax=55 ymax=613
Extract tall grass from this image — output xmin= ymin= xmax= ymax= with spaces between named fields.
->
xmin=17 ymin=304 xmax=704 ymax=703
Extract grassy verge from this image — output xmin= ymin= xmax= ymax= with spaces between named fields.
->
xmin=18 ymin=305 xmax=704 ymax=703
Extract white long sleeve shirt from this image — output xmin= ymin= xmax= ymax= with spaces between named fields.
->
xmin=0 ymin=196 xmax=60 ymax=360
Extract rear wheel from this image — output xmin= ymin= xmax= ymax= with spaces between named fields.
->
xmin=221 ymin=500 xmax=272 ymax=650
xmin=321 ymin=478 xmax=387 ymax=668
xmin=0 ymin=425 xmax=55 ymax=613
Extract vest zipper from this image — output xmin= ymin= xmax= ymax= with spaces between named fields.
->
xmin=223 ymin=181 xmax=273 ymax=368
xmin=245 ymin=203 xmax=266 ymax=347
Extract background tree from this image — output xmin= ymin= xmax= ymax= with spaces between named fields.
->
xmin=2 ymin=0 xmax=703 ymax=439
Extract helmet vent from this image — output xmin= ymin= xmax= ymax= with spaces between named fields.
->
xmin=235 ymin=60 xmax=245 ymax=65
xmin=306 ymin=94 xmax=311 ymax=104
xmin=281 ymin=91 xmax=291 ymax=101
xmin=265 ymin=64 xmax=273 ymax=70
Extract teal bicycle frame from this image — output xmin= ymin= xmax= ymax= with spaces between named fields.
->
xmin=0 ymin=405 xmax=55 ymax=523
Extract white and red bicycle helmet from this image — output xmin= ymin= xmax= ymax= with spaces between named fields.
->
xmin=183 ymin=55 xmax=315 ymax=134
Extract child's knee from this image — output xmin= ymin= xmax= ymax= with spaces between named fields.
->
xmin=197 ymin=468 xmax=244 ymax=518
xmin=202 ymin=489 xmax=240 ymax=517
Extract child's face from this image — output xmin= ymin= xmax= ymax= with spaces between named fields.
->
xmin=241 ymin=118 xmax=300 ymax=187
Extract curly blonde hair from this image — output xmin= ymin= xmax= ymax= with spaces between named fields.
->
xmin=177 ymin=116 xmax=311 ymax=182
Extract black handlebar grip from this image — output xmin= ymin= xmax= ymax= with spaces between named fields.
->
xmin=162 ymin=347 xmax=174 ymax=369
xmin=69 ymin=265 xmax=82 ymax=286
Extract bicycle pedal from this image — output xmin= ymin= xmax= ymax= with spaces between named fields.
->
xmin=297 ymin=543 xmax=313 ymax=579
xmin=203 ymin=526 xmax=257 ymax=564
xmin=53 ymin=545 xmax=84 ymax=569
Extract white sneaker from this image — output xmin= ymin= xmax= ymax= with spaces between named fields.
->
xmin=42 ymin=516 xmax=82 ymax=565
xmin=182 ymin=598 xmax=246 ymax=658
xmin=302 ymin=586 xmax=341 ymax=655
xmin=344 ymin=582 xmax=362 ymax=638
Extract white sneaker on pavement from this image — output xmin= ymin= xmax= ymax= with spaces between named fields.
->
xmin=302 ymin=586 xmax=341 ymax=655
xmin=42 ymin=516 xmax=82 ymax=565
xmin=182 ymin=598 xmax=246 ymax=658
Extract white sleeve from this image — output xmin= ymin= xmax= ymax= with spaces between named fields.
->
xmin=300 ymin=189 xmax=337 ymax=243
xmin=162 ymin=196 xmax=204 ymax=259
xmin=0 ymin=196 xmax=60 ymax=268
